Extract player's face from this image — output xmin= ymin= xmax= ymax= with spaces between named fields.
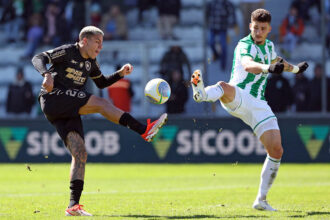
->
xmin=86 ymin=34 xmax=103 ymax=59
xmin=249 ymin=21 xmax=271 ymax=45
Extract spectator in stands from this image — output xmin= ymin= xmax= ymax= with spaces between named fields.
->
xmin=326 ymin=0 xmax=330 ymax=56
xmin=157 ymin=0 xmax=181 ymax=40
xmin=293 ymin=73 xmax=310 ymax=112
xmin=0 ymin=0 xmax=24 ymax=43
xmin=90 ymin=2 xmax=102 ymax=27
xmin=166 ymin=69 xmax=188 ymax=114
xmin=137 ymin=0 xmax=157 ymax=24
xmin=279 ymin=6 xmax=304 ymax=58
xmin=265 ymin=74 xmax=293 ymax=113
xmin=107 ymin=65 xmax=134 ymax=112
xmin=44 ymin=1 xmax=62 ymax=46
xmin=6 ymin=67 xmax=35 ymax=116
xmin=308 ymin=63 xmax=322 ymax=111
xmin=21 ymin=13 xmax=43 ymax=59
xmin=159 ymin=45 xmax=191 ymax=82
xmin=240 ymin=0 xmax=264 ymax=36
xmin=207 ymin=0 xmax=237 ymax=71
xmin=291 ymin=0 xmax=321 ymax=22
xmin=101 ymin=5 xmax=128 ymax=40
xmin=71 ymin=0 xmax=86 ymax=41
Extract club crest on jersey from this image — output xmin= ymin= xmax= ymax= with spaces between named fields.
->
xmin=85 ymin=61 xmax=91 ymax=71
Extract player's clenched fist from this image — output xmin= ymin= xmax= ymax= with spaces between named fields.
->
xmin=119 ymin=63 xmax=133 ymax=76
xmin=42 ymin=72 xmax=54 ymax=92
xmin=296 ymin=61 xmax=309 ymax=74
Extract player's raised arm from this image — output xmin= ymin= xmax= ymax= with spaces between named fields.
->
xmin=91 ymin=63 xmax=133 ymax=89
xmin=241 ymin=56 xmax=284 ymax=74
xmin=272 ymin=56 xmax=309 ymax=74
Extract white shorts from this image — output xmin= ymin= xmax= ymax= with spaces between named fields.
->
xmin=220 ymin=86 xmax=279 ymax=139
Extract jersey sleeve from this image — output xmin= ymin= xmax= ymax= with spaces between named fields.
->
xmin=89 ymin=60 xmax=102 ymax=79
xmin=269 ymin=41 xmax=277 ymax=62
xmin=238 ymin=42 xmax=257 ymax=59
xmin=42 ymin=44 xmax=72 ymax=64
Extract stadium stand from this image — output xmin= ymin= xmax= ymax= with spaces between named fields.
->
xmin=0 ymin=0 xmax=328 ymax=118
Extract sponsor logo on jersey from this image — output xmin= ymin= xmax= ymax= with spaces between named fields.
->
xmin=297 ymin=125 xmax=329 ymax=160
xmin=65 ymin=67 xmax=86 ymax=85
xmin=151 ymin=126 xmax=178 ymax=159
xmin=50 ymin=49 xmax=66 ymax=59
xmin=85 ymin=61 xmax=91 ymax=71
xmin=0 ymin=127 xmax=28 ymax=160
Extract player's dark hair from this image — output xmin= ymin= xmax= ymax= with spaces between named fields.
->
xmin=79 ymin=26 xmax=104 ymax=41
xmin=251 ymin=9 xmax=271 ymax=23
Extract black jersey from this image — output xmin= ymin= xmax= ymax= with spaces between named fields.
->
xmin=32 ymin=43 xmax=123 ymax=97
xmin=41 ymin=43 xmax=102 ymax=91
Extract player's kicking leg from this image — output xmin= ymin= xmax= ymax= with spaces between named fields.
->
xmin=191 ymin=70 xmax=208 ymax=102
xmin=79 ymin=95 xmax=167 ymax=142
xmin=191 ymin=69 xmax=235 ymax=103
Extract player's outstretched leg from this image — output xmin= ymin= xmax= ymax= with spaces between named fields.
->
xmin=191 ymin=70 xmax=207 ymax=102
xmin=141 ymin=113 xmax=168 ymax=142
xmin=79 ymin=95 xmax=167 ymax=142
xmin=191 ymin=70 xmax=225 ymax=103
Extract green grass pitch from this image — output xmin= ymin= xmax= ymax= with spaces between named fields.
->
xmin=0 ymin=163 xmax=329 ymax=219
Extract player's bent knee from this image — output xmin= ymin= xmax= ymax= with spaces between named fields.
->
xmin=218 ymin=81 xmax=235 ymax=102
xmin=218 ymin=81 xmax=232 ymax=92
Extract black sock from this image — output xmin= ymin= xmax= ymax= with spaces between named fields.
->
xmin=68 ymin=180 xmax=84 ymax=208
xmin=119 ymin=113 xmax=147 ymax=135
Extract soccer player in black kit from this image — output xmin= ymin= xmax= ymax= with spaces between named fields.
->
xmin=31 ymin=26 xmax=167 ymax=216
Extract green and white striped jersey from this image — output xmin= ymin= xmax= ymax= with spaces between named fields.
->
xmin=229 ymin=34 xmax=277 ymax=100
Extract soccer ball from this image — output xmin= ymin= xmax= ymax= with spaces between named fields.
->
xmin=144 ymin=78 xmax=171 ymax=104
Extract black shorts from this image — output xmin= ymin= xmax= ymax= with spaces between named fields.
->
xmin=39 ymin=88 xmax=92 ymax=143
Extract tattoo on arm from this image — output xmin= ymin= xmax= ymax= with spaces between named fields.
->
xmin=276 ymin=56 xmax=293 ymax=72
xmin=66 ymin=132 xmax=87 ymax=181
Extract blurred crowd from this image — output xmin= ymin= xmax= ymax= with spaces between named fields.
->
xmin=1 ymin=0 xmax=330 ymax=117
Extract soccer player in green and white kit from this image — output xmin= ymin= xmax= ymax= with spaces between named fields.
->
xmin=191 ymin=9 xmax=308 ymax=211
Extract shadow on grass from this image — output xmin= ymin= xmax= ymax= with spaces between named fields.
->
xmin=95 ymin=214 xmax=268 ymax=219
xmin=288 ymin=211 xmax=330 ymax=218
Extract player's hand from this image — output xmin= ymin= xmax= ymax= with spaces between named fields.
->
xmin=297 ymin=61 xmax=309 ymax=74
xmin=42 ymin=72 xmax=54 ymax=92
xmin=119 ymin=63 xmax=133 ymax=76
xmin=268 ymin=62 xmax=284 ymax=74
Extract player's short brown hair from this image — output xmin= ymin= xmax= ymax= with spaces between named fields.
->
xmin=251 ymin=9 xmax=271 ymax=23
xmin=79 ymin=26 xmax=104 ymax=41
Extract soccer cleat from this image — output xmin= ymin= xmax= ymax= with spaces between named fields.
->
xmin=252 ymin=199 xmax=277 ymax=211
xmin=141 ymin=113 xmax=168 ymax=142
xmin=191 ymin=69 xmax=207 ymax=102
xmin=65 ymin=204 xmax=92 ymax=216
